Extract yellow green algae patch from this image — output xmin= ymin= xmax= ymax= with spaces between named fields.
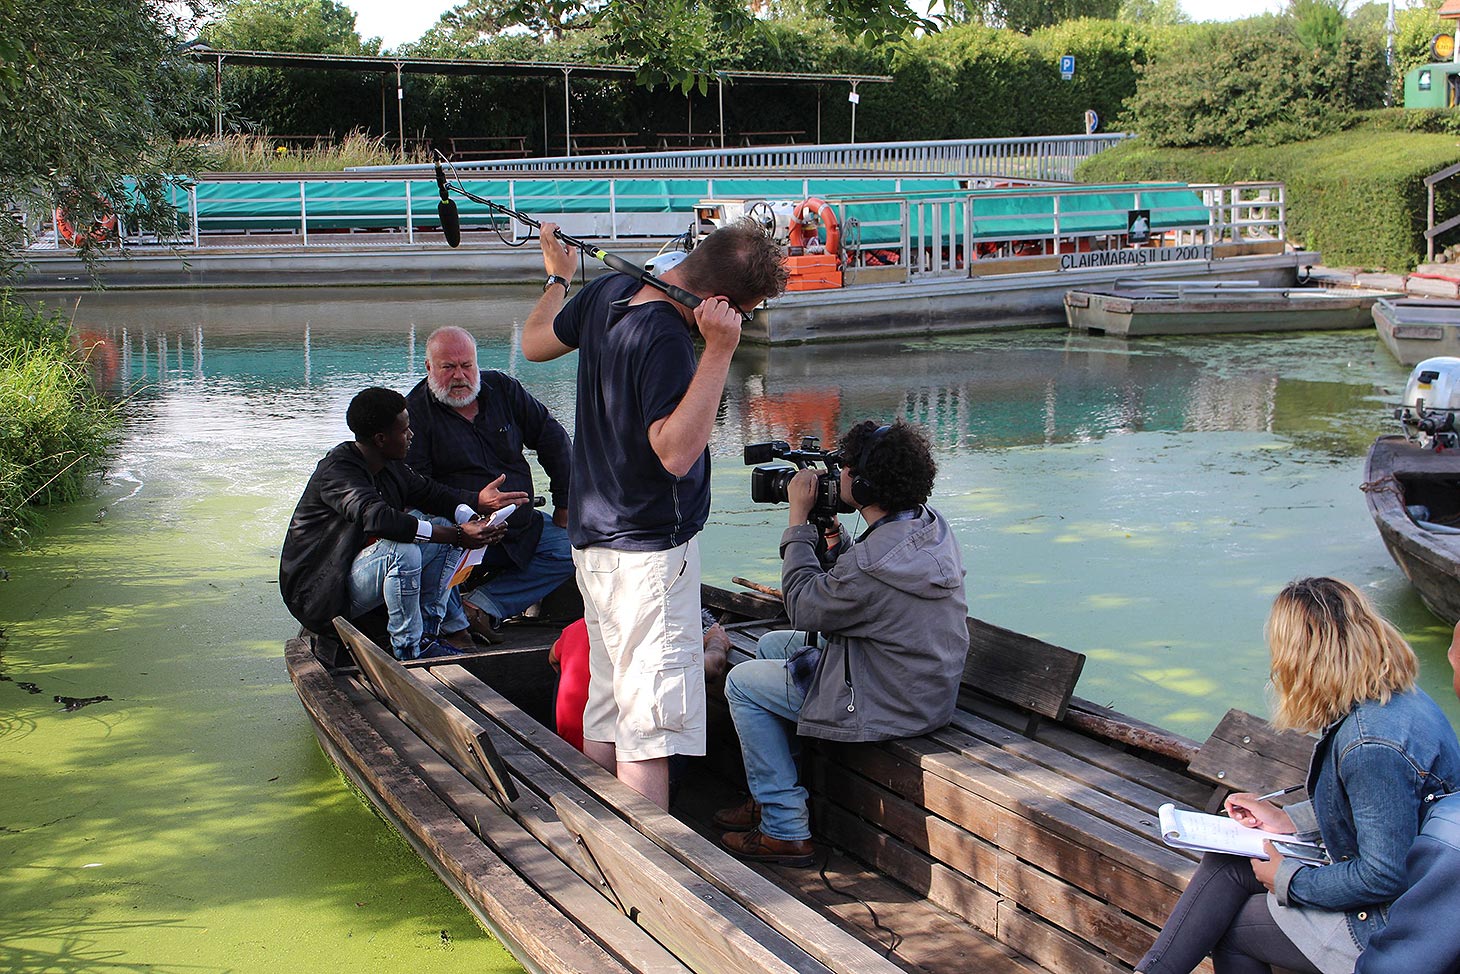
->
xmin=0 ymin=484 xmax=523 ymax=973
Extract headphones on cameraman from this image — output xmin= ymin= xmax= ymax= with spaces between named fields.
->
xmin=849 ymin=424 xmax=892 ymax=508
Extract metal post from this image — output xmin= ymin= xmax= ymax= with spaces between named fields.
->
xmin=816 ymin=86 xmax=822 ymax=145
xmin=395 ymin=64 xmax=404 ymax=158
xmin=299 ymin=180 xmax=308 ymax=245
xmin=215 ymin=56 xmax=224 ymax=139
xmin=381 ymin=76 xmax=387 ymax=137
xmin=542 ymin=81 xmax=549 ymax=156
xmin=849 ymin=81 xmax=860 ymax=144
xmin=404 ymin=178 xmax=413 ymax=243
xmin=562 ymin=68 xmax=573 ymax=157
xmin=718 ymin=75 xmax=725 ymax=149
xmin=1430 ymin=182 xmax=1437 ymax=261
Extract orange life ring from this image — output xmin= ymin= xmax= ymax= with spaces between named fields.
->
xmin=788 ymin=197 xmax=841 ymax=257
xmin=54 ymin=205 xmax=116 ymax=246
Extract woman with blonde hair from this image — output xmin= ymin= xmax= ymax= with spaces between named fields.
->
xmin=1136 ymin=577 xmax=1460 ymax=974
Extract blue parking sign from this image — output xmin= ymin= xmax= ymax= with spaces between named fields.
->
xmin=1060 ymin=55 xmax=1075 ymax=80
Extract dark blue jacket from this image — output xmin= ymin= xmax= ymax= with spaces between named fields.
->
xmin=1274 ymin=688 xmax=1460 ymax=951
xmin=405 ymin=371 xmax=570 ymax=571
xmin=1355 ymin=793 xmax=1460 ymax=973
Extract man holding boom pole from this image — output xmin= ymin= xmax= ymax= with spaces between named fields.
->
xmin=520 ymin=218 xmax=787 ymax=809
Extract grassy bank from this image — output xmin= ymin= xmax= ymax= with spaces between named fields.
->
xmin=1077 ymin=113 xmax=1460 ymax=271
xmin=193 ymin=130 xmax=432 ymax=173
xmin=0 ymin=292 xmax=120 ymax=543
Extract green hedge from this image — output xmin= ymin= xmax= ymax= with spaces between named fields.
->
xmin=1076 ymin=117 xmax=1460 ymax=270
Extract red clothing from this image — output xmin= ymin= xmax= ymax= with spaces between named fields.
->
xmin=553 ymin=619 xmax=590 ymax=752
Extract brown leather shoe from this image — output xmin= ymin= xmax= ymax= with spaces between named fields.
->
xmin=719 ymin=829 xmax=813 ymax=867
xmin=440 ymin=629 xmax=476 ymax=652
xmin=462 ymin=602 xmax=504 ymax=644
xmin=712 ymin=797 xmax=761 ymax=831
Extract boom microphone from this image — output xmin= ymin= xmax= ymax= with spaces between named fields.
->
xmin=435 ymin=161 xmax=461 ymax=248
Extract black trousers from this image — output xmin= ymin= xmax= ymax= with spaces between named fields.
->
xmin=1139 ymin=853 xmax=1323 ymax=974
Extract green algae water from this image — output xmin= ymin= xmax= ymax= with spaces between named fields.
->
xmin=3 ymin=285 xmax=1459 ymax=971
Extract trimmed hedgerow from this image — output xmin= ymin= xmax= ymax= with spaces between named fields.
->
xmin=1076 ymin=117 xmax=1460 ymax=270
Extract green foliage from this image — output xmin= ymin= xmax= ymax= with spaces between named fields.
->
xmin=1076 ymin=117 xmax=1460 ymax=269
xmin=0 ymin=292 xmax=120 ymax=545
xmin=0 ymin=0 xmax=208 ymax=278
xmin=1117 ymin=0 xmax=1190 ymax=26
xmin=195 ymin=131 xmax=434 ymax=172
xmin=1290 ymin=0 xmax=1347 ymax=52
xmin=951 ymin=0 xmax=1120 ymax=32
xmin=1121 ymin=17 xmax=1388 ymax=147
xmin=201 ymin=0 xmax=381 ymax=53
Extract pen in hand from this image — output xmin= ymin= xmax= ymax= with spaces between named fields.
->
xmin=1253 ymin=784 xmax=1303 ymax=803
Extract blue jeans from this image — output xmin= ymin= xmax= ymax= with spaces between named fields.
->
xmin=348 ymin=529 xmax=459 ymax=660
xmin=442 ymin=513 xmax=574 ymax=630
xmin=724 ymin=630 xmax=823 ymax=842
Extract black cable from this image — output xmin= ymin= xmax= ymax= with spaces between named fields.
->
xmin=816 ymin=845 xmax=902 ymax=959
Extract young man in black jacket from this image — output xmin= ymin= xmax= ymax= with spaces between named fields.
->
xmin=280 ymin=387 xmax=526 ymax=660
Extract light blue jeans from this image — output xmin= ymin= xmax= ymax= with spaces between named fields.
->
xmin=441 ymin=512 xmax=574 ymax=631
xmin=348 ymin=519 xmax=459 ymax=660
xmin=724 ymin=629 xmax=824 ymax=842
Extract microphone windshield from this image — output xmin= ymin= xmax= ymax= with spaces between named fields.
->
xmin=439 ymin=198 xmax=461 ymax=248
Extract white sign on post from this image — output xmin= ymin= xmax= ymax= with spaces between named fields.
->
xmin=848 ymin=91 xmax=860 ymax=104
xmin=1060 ymin=55 xmax=1075 ymax=81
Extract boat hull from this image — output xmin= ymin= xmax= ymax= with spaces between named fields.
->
xmin=1364 ymin=435 xmax=1460 ymax=625
xmin=1066 ymin=286 xmax=1402 ymax=337
xmin=1373 ymin=298 xmax=1460 ymax=365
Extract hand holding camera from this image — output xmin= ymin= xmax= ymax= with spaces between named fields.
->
xmin=745 ymin=435 xmax=854 ymax=528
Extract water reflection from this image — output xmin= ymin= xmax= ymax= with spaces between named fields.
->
xmin=29 ymin=284 xmax=1451 ymax=738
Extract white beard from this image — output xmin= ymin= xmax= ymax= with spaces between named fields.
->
xmin=428 ymin=370 xmax=480 ymax=409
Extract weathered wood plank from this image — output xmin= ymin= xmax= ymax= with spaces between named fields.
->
xmin=285 ymin=637 xmax=623 ymax=974
xmin=434 ymin=664 xmax=907 ymax=974
xmin=808 ymin=756 xmax=1165 ymax=967
xmin=1187 ymin=709 xmax=1314 ymax=804
xmin=333 ymin=617 xmax=518 ymax=805
xmin=339 ymin=676 xmax=692 ymax=974
xmin=555 ymin=794 xmax=810 ymax=974
xmin=964 ymin=617 xmax=1085 ymax=724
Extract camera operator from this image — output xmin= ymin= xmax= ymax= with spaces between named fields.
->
xmin=715 ymin=420 xmax=968 ymax=866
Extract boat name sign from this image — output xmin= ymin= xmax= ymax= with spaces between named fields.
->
xmin=1060 ymin=245 xmax=1213 ymax=270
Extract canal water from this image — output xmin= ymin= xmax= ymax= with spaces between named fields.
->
xmin=3 ymin=284 xmax=1458 ymax=972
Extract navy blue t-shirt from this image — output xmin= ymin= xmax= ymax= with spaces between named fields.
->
xmin=553 ymin=273 xmax=710 ymax=551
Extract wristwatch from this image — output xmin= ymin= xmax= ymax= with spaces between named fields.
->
xmin=544 ymin=274 xmax=570 ymax=296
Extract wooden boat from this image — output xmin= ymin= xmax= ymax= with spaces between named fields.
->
xmin=285 ymin=584 xmax=1315 ymax=974
xmin=1065 ymin=279 xmax=1404 ymax=337
xmin=1364 ymin=434 xmax=1460 ymax=624
xmin=1373 ymin=297 xmax=1460 ymax=365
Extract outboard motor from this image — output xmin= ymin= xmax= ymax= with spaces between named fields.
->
xmin=1397 ymin=356 xmax=1460 ymax=450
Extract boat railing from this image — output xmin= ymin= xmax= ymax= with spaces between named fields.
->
xmin=357 ymin=134 xmax=1135 ymax=182
xmin=1424 ymin=160 xmax=1460 ymax=261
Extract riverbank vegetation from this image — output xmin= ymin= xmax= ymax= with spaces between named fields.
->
xmin=195 ymin=131 xmax=432 ymax=173
xmin=0 ymin=293 xmax=119 ymax=544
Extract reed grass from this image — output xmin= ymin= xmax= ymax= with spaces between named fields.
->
xmin=192 ymin=129 xmax=433 ymax=172
xmin=0 ymin=292 xmax=120 ymax=544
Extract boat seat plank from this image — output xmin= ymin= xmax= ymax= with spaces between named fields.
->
xmin=333 ymin=617 xmax=518 ymax=806
xmin=431 ymin=664 xmax=906 ymax=974
xmin=285 ymin=638 xmax=625 ymax=974
xmin=956 ymin=691 xmax=1212 ymax=808
xmin=555 ymin=794 xmax=818 ymax=974
xmin=1187 ymin=708 xmax=1315 ymax=812
xmin=338 ymin=675 xmax=693 ymax=974
xmin=807 ymin=759 xmax=1163 ymax=974
xmin=964 ymin=617 xmax=1085 ymax=730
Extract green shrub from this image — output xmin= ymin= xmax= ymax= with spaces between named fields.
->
xmin=0 ymin=292 xmax=120 ymax=544
xmin=1120 ymin=17 xmax=1388 ymax=148
xmin=1076 ymin=121 xmax=1460 ymax=268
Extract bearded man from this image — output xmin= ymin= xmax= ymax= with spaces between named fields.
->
xmin=405 ymin=326 xmax=573 ymax=645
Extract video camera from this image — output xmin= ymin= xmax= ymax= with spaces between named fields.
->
xmin=744 ymin=435 xmax=855 ymax=524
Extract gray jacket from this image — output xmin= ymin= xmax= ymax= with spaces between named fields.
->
xmin=781 ymin=507 xmax=968 ymax=742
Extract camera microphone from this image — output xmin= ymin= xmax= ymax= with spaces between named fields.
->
xmin=435 ymin=161 xmax=461 ymax=248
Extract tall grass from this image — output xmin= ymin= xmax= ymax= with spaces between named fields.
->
xmin=0 ymin=292 xmax=120 ymax=544
xmin=192 ymin=129 xmax=433 ymax=172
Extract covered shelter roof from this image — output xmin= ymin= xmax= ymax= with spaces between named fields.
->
xmin=185 ymin=46 xmax=891 ymax=153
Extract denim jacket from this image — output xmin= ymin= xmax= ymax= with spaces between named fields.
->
xmin=1273 ymin=688 xmax=1460 ymax=950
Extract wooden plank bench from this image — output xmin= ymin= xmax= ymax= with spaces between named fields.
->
xmin=717 ymin=615 xmax=1215 ymax=974
xmin=449 ymin=135 xmax=527 ymax=160
xmin=564 ymin=132 xmax=647 ymax=154
xmin=1187 ymin=708 xmax=1316 ymax=812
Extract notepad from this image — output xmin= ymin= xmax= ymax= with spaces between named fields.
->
xmin=447 ymin=504 xmax=517 ymax=587
xmin=1156 ymin=803 xmax=1328 ymax=864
